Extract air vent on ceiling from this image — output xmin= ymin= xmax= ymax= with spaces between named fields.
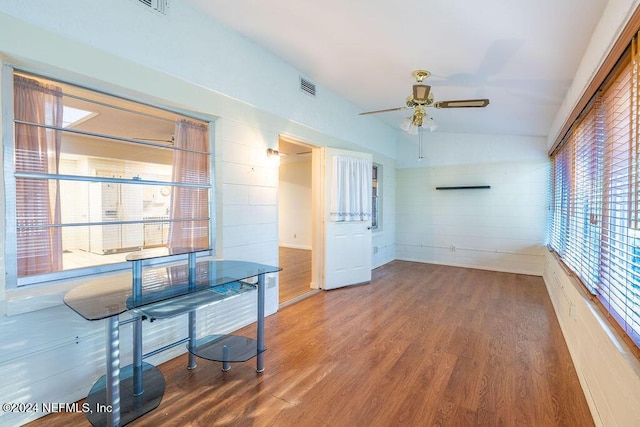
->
xmin=136 ymin=0 xmax=168 ymax=15
xmin=300 ymin=77 xmax=316 ymax=97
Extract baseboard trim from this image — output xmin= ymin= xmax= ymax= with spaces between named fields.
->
xmin=279 ymin=289 xmax=321 ymax=309
xmin=278 ymin=243 xmax=312 ymax=251
xmin=394 ymin=256 xmax=543 ymax=277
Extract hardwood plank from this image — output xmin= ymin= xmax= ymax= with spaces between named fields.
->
xmin=27 ymin=261 xmax=593 ymax=427
xmin=278 ymin=247 xmax=312 ymax=304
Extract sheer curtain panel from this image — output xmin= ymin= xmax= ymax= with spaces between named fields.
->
xmin=330 ymin=155 xmax=372 ymax=222
xmin=167 ymin=119 xmax=210 ymax=249
xmin=13 ymin=75 xmax=63 ymax=276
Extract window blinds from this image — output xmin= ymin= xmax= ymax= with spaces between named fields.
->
xmin=550 ymin=37 xmax=640 ymax=347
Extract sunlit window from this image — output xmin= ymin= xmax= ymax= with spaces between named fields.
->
xmin=5 ymin=71 xmax=212 ymax=288
xmin=549 ymin=44 xmax=640 ymax=347
xmin=62 ymin=106 xmax=95 ymax=127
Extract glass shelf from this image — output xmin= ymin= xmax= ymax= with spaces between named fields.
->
xmin=64 ymin=260 xmax=280 ymax=320
xmin=127 ymin=281 xmax=256 ymax=320
xmin=86 ymin=362 xmax=164 ymax=427
xmin=188 ymin=334 xmax=266 ymax=363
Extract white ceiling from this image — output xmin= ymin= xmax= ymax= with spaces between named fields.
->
xmin=185 ymin=0 xmax=609 ymax=138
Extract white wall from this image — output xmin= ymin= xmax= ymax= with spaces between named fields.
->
xmin=396 ymin=132 xmax=548 ymax=275
xmin=278 ymin=159 xmax=312 ymax=249
xmin=544 ymin=250 xmax=640 ymax=426
xmin=0 ymin=2 xmax=397 ymax=425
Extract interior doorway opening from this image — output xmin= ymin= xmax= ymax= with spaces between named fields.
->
xmin=277 ymin=136 xmax=318 ymax=305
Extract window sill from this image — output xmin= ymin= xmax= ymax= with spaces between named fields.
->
xmin=4 ymin=275 xmax=96 ymax=317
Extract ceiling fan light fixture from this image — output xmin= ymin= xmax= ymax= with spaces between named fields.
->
xmin=426 ymin=116 xmax=438 ymax=131
xmin=400 ymin=116 xmax=413 ymax=132
xmin=401 ymin=114 xmax=419 ymax=134
xmin=411 ymin=107 xmax=426 ymax=128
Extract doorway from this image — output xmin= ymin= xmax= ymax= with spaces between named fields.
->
xmin=277 ymin=137 xmax=317 ymax=305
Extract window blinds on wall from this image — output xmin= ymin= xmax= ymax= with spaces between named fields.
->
xmin=550 ymin=37 xmax=640 ymax=347
xmin=599 ymin=50 xmax=639 ymax=342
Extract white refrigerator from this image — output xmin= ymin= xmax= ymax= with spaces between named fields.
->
xmin=89 ymin=182 xmax=143 ymax=254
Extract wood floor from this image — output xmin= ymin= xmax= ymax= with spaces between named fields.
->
xmin=278 ymin=247 xmax=312 ymax=304
xmin=28 ymin=261 xmax=593 ymax=427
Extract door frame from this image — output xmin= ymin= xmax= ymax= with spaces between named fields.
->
xmin=278 ymin=136 xmax=373 ymax=293
xmin=310 ymin=142 xmax=323 ymax=289
xmin=277 ymin=135 xmax=323 ymax=292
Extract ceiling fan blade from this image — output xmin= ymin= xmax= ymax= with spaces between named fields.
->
xmin=359 ymin=106 xmax=409 ymax=115
xmin=434 ymin=99 xmax=490 ymax=108
xmin=134 ymin=136 xmax=174 ymax=143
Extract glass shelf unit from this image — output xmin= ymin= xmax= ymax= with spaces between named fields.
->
xmin=64 ymin=247 xmax=280 ymax=427
xmin=127 ymin=281 xmax=257 ymax=320
xmin=189 ymin=334 xmax=266 ymax=363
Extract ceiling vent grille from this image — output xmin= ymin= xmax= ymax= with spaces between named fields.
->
xmin=137 ymin=0 xmax=168 ymax=15
xmin=300 ymin=77 xmax=316 ymax=97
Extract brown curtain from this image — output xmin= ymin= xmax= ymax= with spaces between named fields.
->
xmin=13 ymin=75 xmax=63 ymax=276
xmin=167 ymin=119 xmax=210 ymax=250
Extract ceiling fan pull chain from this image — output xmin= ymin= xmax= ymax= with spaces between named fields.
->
xmin=418 ymin=126 xmax=424 ymax=161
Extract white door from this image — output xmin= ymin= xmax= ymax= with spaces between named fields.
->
xmin=322 ymin=147 xmax=372 ymax=290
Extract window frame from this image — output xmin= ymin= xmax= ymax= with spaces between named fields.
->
xmin=549 ymin=45 xmax=640 ymax=351
xmin=2 ymin=65 xmax=216 ymax=290
xmin=371 ymin=163 xmax=381 ymax=231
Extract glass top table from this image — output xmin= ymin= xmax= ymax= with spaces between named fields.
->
xmin=64 ymin=254 xmax=280 ymax=427
xmin=64 ymin=260 xmax=281 ymax=321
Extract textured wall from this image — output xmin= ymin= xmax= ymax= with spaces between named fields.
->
xmin=0 ymin=3 xmax=397 ymax=425
xmin=395 ymin=132 xmax=548 ymax=275
xmin=396 ymin=159 xmax=548 ymax=275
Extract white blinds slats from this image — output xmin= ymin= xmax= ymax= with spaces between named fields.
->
xmin=550 ymin=36 xmax=640 ymax=346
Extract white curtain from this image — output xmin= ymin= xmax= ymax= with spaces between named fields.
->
xmin=330 ymin=155 xmax=372 ymax=222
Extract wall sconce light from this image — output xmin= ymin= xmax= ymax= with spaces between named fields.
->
xmin=267 ymin=147 xmax=281 ymax=166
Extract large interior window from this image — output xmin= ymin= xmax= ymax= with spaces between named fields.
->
xmin=549 ymin=39 xmax=640 ymax=347
xmin=5 ymin=71 xmax=212 ymax=288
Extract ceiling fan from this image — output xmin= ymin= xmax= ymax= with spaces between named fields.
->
xmin=359 ymin=70 xmax=490 ymax=133
xmin=133 ymin=135 xmax=175 ymax=145
xmin=359 ymin=70 xmax=489 ymax=160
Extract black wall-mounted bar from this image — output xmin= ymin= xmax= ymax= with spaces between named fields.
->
xmin=435 ymin=185 xmax=491 ymax=190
